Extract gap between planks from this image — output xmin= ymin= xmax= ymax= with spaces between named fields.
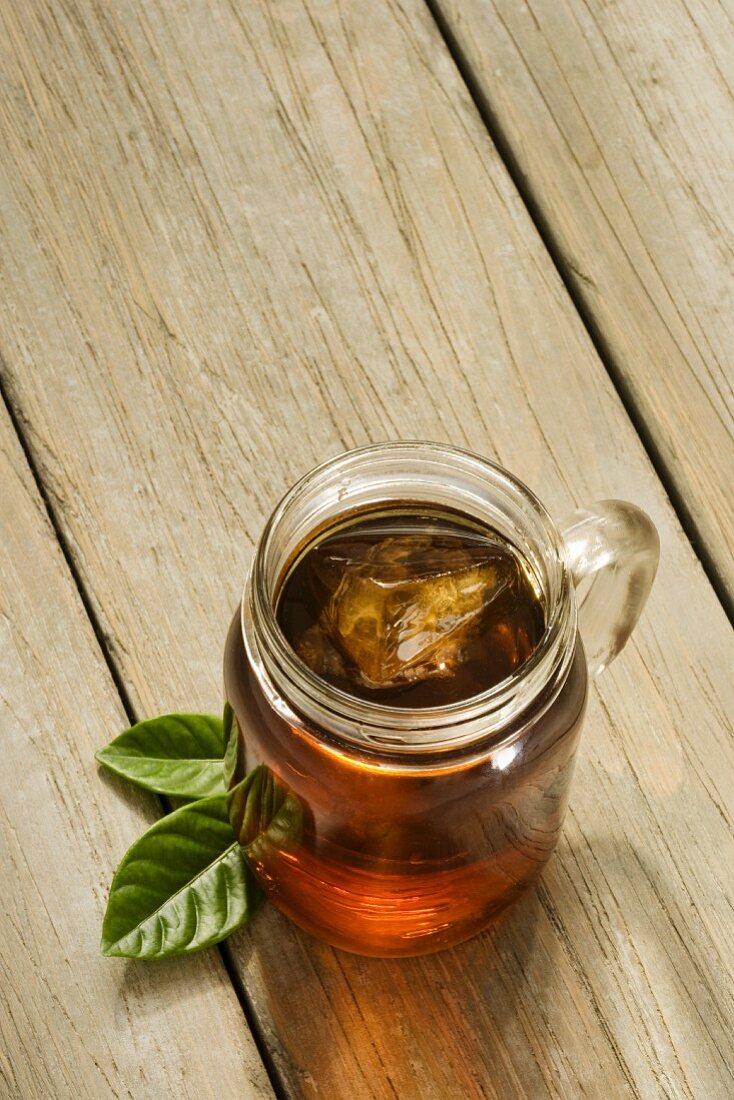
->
xmin=0 ymin=365 xmax=291 ymax=1100
xmin=422 ymin=0 xmax=734 ymax=627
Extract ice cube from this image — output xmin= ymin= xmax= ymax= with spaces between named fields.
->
xmin=312 ymin=534 xmax=513 ymax=690
xmin=296 ymin=622 xmax=349 ymax=681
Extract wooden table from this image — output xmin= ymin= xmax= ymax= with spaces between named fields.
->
xmin=1 ymin=2 xmax=732 ymax=1096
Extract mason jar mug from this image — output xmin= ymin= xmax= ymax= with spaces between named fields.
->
xmin=223 ymin=442 xmax=658 ymax=957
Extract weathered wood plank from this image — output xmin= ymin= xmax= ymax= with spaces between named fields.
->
xmin=0 ymin=408 xmax=274 ymax=1098
xmin=0 ymin=0 xmax=732 ymax=1097
xmin=432 ymin=0 xmax=734 ymax=606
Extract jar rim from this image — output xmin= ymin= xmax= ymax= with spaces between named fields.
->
xmin=243 ymin=441 xmax=576 ymax=753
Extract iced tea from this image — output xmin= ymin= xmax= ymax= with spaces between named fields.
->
xmin=225 ymin=505 xmax=587 ymax=955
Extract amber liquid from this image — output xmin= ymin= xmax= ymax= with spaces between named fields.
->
xmin=277 ymin=508 xmax=546 ymax=706
xmin=225 ymin=507 xmax=587 ymax=956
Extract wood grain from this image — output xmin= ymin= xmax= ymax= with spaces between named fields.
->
xmin=432 ymin=0 xmax=734 ymax=606
xmin=0 ymin=0 xmax=732 ymax=1096
xmin=0 ymin=408 xmax=274 ymax=1098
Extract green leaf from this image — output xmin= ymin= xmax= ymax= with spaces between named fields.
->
xmin=222 ymin=702 xmax=239 ymax=789
xmin=95 ymin=713 xmax=225 ymax=798
xmin=101 ymin=794 xmax=260 ymax=959
xmin=228 ymin=765 xmax=303 ymax=855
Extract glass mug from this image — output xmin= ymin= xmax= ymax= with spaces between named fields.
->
xmin=224 ymin=442 xmax=659 ymax=957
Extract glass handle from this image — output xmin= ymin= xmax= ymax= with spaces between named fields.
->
xmin=559 ymin=501 xmax=659 ymax=678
